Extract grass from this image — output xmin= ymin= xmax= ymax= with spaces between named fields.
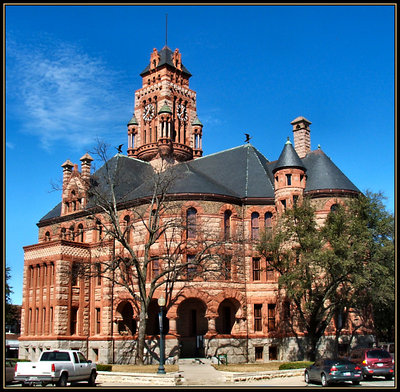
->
xmin=110 ymin=364 xmax=179 ymax=373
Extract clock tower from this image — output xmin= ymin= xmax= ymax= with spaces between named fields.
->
xmin=127 ymin=46 xmax=203 ymax=166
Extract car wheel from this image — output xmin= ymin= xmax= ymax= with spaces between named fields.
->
xmin=363 ymin=374 xmax=372 ymax=381
xmin=57 ymin=373 xmax=68 ymax=387
xmin=321 ymin=373 xmax=329 ymax=387
xmin=88 ymin=370 xmax=97 ymax=386
xmin=304 ymin=371 xmax=310 ymax=384
xmin=385 ymin=375 xmax=393 ymax=380
xmin=352 ymin=380 xmax=360 ymax=385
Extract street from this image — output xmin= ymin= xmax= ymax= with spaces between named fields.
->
xmin=7 ymin=375 xmax=395 ymax=388
xmin=94 ymin=375 xmax=395 ymax=388
xmin=234 ymin=375 xmax=395 ymax=388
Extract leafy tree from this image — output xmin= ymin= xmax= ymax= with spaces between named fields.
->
xmin=5 ymin=266 xmax=12 ymax=307
xmin=258 ymin=192 xmax=394 ymax=360
xmin=5 ymin=266 xmax=21 ymax=333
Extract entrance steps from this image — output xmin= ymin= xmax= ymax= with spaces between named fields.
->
xmin=178 ymin=357 xmax=212 ymax=365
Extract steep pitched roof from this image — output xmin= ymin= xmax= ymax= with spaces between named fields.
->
xmin=273 ymin=139 xmax=306 ymax=173
xmin=38 ymin=144 xmax=359 ymax=223
xmin=140 ymin=46 xmax=191 ymax=77
xmin=302 ymin=149 xmax=359 ymax=193
xmin=183 ymin=144 xmax=275 ymax=199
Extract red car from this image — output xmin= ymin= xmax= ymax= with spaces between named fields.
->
xmin=349 ymin=348 xmax=394 ymax=380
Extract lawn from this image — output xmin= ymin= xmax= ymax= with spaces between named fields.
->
xmin=212 ymin=362 xmax=285 ymax=372
xmin=110 ymin=364 xmax=179 ymax=373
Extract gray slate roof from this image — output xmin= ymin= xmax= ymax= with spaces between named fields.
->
xmin=302 ymin=149 xmax=360 ymax=193
xmin=140 ymin=46 xmax=192 ymax=77
xmin=273 ymin=139 xmax=306 ymax=173
xmin=39 ymin=143 xmax=359 ymax=223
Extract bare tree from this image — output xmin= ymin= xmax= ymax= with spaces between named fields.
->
xmin=80 ymin=141 xmax=230 ymax=364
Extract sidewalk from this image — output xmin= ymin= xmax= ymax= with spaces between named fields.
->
xmin=177 ymin=358 xmax=227 ymax=386
xmin=96 ymin=360 xmax=305 ymax=387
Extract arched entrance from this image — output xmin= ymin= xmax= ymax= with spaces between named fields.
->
xmin=215 ymin=298 xmax=240 ymax=334
xmin=115 ymin=301 xmax=136 ymax=335
xmin=177 ymin=298 xmax=208 ymax=358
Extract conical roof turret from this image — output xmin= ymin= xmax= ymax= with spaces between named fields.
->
xmin=273 ymin=137 xmax=306 ymax=173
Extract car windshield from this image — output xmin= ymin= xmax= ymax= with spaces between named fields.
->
xmin=366 ymin=350 xmax=391 ymax=359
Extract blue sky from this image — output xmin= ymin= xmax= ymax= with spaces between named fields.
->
xmin=5 ymin=4 xmax=395 ymax=305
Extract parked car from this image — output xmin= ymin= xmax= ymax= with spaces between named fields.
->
xmin=348 ymin=347 xmax=394 ymax=380
xmin=14 ymin=350 xmax=97 ymax=387
xmin=5 ymin=359 xmax=16 ymax=384
xmin=304 ymin=358 xmax=362 ymax=387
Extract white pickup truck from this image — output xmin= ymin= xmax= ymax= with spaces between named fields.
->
xmin=14 ymin=349 xmax=97 ymax=387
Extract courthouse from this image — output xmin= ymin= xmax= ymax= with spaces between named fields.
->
xmin=20 ymin=45 xmax=372 ymax=364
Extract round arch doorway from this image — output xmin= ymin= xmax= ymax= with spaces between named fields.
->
xmin=177 ymin=298 xmax=208 ymax=358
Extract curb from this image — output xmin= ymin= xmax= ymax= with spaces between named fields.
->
xmin=222 ymin=368 xmax=305 ymax=383
xmin=96 ymin=371 xmax=178 ymax=386
xmin=96 ymin=368 xmax=305 ymax=385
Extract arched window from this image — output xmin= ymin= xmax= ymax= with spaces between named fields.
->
xmin=224 ymin=210 xmax=232 ymax=239
xmin=50 ymin=262 xmax=55 ymax=286
xmin=264 ymin=212 xmax=273 ymax=230
xmin=187 ymin=208 xmax=197 ymax=239
xmin=96 ymin=220 xmax=103 ymax=241
xmin=77 ymin=224 xmax=84 ymax=242
xmin=29 ymin=266 xmax=34 ymax=287
xmin=36 ymin=264 xmax=41 ymax=286
xmin=330 ymin=204 xmax=339 ymax=213
xmin=45 ymin=231 xmax=51 ymax=241
xmin=251 ymin=212 xmax=260 ymax=240
xmin=61 ymin=228 xmax=67 ymax=240
xmin=69 ymin=225 xmax=75 ymax=241
xmin=123 ymin=215 xmax=131 ymax=243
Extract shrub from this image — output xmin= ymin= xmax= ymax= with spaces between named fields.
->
xmin=279 ymin=361 xmax=313 ymax=370
xmin=96 ymin=364 xmax=112 ymax=371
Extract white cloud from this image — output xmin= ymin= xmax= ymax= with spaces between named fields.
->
xmin=6 ymin=37 xmax=130 ymax=151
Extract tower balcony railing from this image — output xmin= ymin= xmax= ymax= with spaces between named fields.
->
xmin=135 ymin=139 xmax=193 ymax=162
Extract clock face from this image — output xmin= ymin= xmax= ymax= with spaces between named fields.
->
xmin=143 ymin=103 xmax=155 ymax=122
xmin=177 ymin=103 xmax=188 ymax=122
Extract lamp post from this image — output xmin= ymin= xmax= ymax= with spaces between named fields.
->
xmin=157 ymin=296 xmax=166 ymax=374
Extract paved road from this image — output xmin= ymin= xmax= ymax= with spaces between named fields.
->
xmin=96 ymin=375 xmax=396 ymax=388
xmin=239 ymin=375 xmax=395 ymax=388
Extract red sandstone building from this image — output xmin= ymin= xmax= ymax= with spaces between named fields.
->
xmin=19 ymin=45 xmax=372 ymax=364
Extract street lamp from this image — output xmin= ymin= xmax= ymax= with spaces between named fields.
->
xmin=157 ymin=296 xmax=166 ymax=374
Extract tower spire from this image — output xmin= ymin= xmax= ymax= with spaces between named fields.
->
xmin=165 ymin=13 xmax=168 ymax=47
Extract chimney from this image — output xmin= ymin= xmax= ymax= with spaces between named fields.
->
xmin=61 ymin=159 xmax=74 ymax=190
xmin=80 ymin=153 xmax=94 ymax=184
xmin=291 ymin=116 xmax=311 ymax=158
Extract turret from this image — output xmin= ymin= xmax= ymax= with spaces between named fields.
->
xmin=192 ymin=115 xmax=203 ymax=158
xmin=273 ymin=138 xmax=307 ymax=213
xmin=127 ymin=113 xmax=139 ymax=155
